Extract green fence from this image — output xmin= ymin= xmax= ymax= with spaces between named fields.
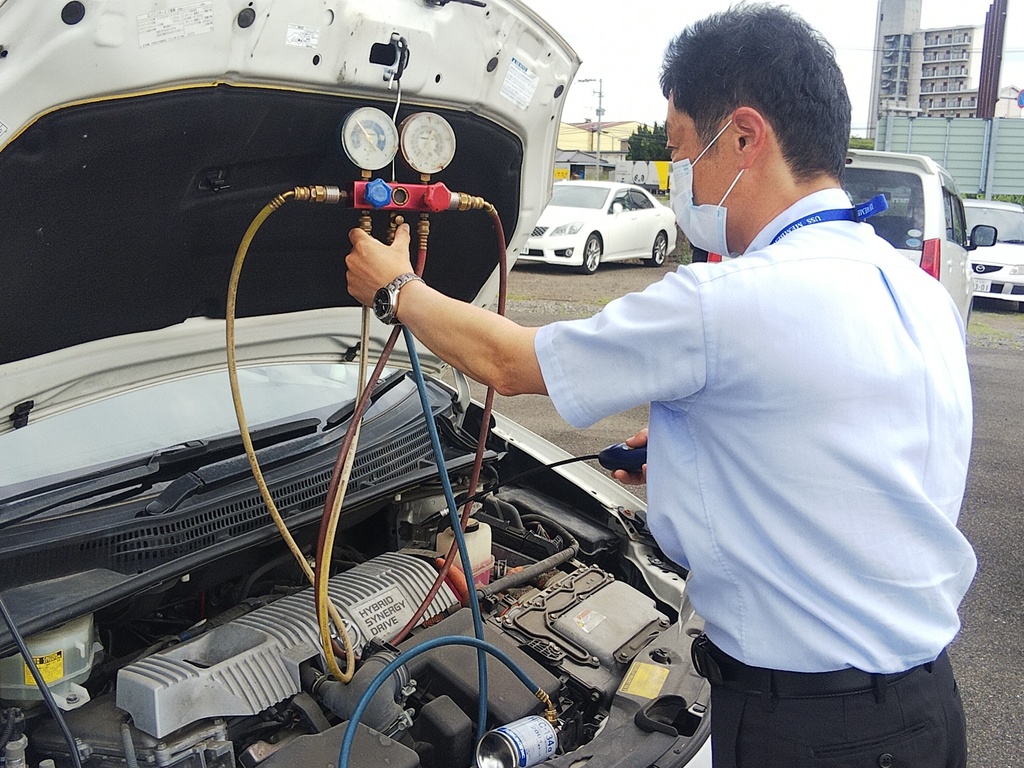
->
xmin=875 ymin=116 xmax=1024 ymax=197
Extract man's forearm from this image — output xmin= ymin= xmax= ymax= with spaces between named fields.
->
xmin=396 ymin=279 xmax=546 ymax=396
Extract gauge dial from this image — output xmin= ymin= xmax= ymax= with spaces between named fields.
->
xmin=399 ymin=112 xmax=457 ymax=175
xmin=340 ymin=107 xmax=399 ymax=170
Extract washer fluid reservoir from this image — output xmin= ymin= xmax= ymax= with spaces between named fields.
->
xmin=0 ymin=614 xmax=100 ymax=710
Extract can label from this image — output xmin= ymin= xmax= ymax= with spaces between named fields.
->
xmin=495 ymin=716 xmax=557 ymax=767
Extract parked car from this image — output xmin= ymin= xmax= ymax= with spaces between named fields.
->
xmin=0 ymin=2 xmax=711 ymax=768
xmin=963 ymin=199 xmax=1024 ymax=310
xmin=521 ymin=181 xmax=677 ymax=274
xmin=842 ymin=149 xmax=994 ymax=326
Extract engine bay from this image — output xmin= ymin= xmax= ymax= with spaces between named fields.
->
xmin=1 ymin=402 xmax=709 ymax=768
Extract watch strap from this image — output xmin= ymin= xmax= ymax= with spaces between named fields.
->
xmin=387 ymin=272 xmax=423 ymax=295
xmin=376 ymin=272 xmax=423 ymax=324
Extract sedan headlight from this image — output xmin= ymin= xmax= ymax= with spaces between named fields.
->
xmin=550 ymin=221 xmax=584 ymax=237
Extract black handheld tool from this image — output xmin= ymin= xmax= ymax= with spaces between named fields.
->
xmin=598 ymin=442 xmax=647 ymax=473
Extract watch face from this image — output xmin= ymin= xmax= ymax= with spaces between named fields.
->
xmin=373 ymin=287 xmax=393 ymax=322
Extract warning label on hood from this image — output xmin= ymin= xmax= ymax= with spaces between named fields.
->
xmin=500 ymin=57 xmax=539 ymax=111
xmin=286 ymin=24 xmax=320 ymax=49
xmin=138 ymin=1 xmax=214 ymax=48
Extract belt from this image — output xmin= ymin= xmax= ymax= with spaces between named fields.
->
xmin=690 ymin=633 xmax=932 ymax=699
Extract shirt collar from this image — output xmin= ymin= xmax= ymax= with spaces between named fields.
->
xmin=745 ymin=187 xmax=854 ymax=254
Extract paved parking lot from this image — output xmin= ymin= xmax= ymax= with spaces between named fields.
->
xmin=487 ymin=263 xmax=1024 ymax=766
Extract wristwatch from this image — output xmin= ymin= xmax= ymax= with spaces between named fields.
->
xmin=372 ymin=272 xmax=423 ymax=325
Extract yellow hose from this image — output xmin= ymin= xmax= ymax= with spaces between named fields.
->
xmin=313 ymin=306 xmax=369 ymax=682
xmin=226 ymin=188 xmax=355 ymax=682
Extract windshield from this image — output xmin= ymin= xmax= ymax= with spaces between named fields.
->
xmin=0 ymin=363 xmax=374 ymax=495
xmin=965 ymin=205 xmax=1024 ymax=243
xmin=843 ymin=168 xmax=925 ymax=252
xmin=549 ymin=184 xmax=611 ymax=209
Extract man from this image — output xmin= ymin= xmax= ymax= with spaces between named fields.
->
xmin=346 ymin=6 xmax=975 ymax=766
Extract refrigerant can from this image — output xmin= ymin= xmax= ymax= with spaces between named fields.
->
xmin=475 ymin=715 xmax=558 ymax=768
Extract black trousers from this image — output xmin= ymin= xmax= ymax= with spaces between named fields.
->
xmin=694 ymin=637 xmax=967 ymax=768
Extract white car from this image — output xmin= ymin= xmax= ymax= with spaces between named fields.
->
xmin=521 ymin=181 xmax=677 ymax=273
xmin=843 ymin=149 xmax=994 ymax=326
xmin=963 ymin=199 xmax=1024 ymax=310
xmin=0 ymin=2 xmax=711 ymax=768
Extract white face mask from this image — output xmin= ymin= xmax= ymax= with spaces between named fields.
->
xmin=670 ymin=119 xmax=745 ymax=257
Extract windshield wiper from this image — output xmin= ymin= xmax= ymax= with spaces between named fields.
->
xmin=0 ymin=418 xmax=322 ymax=530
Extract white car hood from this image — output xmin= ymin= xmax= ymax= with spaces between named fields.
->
xmin=0 ymin=0 xmax=579 ymax=436
xmin=975 ymin=241 xmax=1024 ymax=266
xmin=536 ymin=204 xmax=602 ymax=228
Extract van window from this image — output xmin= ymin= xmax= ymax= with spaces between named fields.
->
xmin=943 ymin=188 xmax=967 ymax=247
xmin=842 ymin=168 xmax=925 ymax=252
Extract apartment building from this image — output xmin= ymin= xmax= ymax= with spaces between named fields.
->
xmin=867 ymin=0 xmax=997 ymax=136
xmin=915 ymin=25 xmax=983 ymax=117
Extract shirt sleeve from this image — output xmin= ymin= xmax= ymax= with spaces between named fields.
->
xmin=534 ymin=266 xmax=709 ymax=428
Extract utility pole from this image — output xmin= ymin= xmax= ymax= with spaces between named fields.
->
xmin=579 ymin=78 xmax=604 ymax=179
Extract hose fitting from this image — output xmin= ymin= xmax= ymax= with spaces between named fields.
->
xmin=417 ymin=213 xmax=430 ymax=252
xmin=536 ymin=689 xmax=559 ymax=724
xmin=454 ymin=192 xmax=495 ymax=214
xmin=292 ymin=185 xmax=345 ymax=204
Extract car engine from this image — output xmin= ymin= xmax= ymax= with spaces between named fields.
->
xmin=2 ymin=436 xmax=709 ymax=768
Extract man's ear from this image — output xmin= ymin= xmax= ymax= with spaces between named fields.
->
xmin=730 ymin=106 xmax=767 ymax=170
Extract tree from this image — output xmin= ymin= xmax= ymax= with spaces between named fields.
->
xmin=630 ymin=127 xmax=875 ymax=156
xmin=627 ymin=124 xmax=672 ymax=162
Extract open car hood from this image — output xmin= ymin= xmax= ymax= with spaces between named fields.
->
xmin=0 ymin=0 xmax=580 ymax=436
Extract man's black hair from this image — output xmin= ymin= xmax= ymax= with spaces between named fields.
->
xmin=660 ymin=4 xmax=851 ymax=181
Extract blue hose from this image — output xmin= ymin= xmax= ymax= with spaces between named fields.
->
xmin=337 ymin=635 xmax=548 ymax=768
xmin=403 ymin=326 xmax=488 ymax=741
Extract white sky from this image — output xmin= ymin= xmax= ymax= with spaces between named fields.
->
xmin=521 ymin=0 xmax=1024 ymax=136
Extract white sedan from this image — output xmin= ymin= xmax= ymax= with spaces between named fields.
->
xmin=521 ymin=181 xmax=677 ymax=274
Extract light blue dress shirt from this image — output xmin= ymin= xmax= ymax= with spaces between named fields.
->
xmin=535 ymin=188 xmax=977 ymax=674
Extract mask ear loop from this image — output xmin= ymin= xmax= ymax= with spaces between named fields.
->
xmin=692 ymin=118 xmax=743 ymax=205
xmin=717 ymin=168 xmax=745 ymax=205
xmin=693 ymin=118 xmax=734 ymax=165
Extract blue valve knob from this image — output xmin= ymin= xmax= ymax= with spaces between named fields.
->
xmin=364 ymin=178 xmax=393 ymax=209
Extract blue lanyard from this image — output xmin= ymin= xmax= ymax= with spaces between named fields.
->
xmin=770 ymin=194 xmax=888 ymax=245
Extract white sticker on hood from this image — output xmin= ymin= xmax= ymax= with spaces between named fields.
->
xmin=286 ymin=24 xmax=320 ymax=49
xmin=500 ymin=57 xmax=539 ymax=110
xmin=0 ymin=121 xmax=7 ymax=141
xmin=137 ymin=1 xmax=214 ymax=48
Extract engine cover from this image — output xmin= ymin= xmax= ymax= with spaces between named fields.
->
xmin=117 ymin=552 xmax=458 ymax=737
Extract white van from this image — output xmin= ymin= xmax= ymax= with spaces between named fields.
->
xmin=843 ymin=149 xmax=989 ymax=325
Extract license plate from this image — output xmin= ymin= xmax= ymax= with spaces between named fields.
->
xmin=973 ymin=279 xmax=991 ymax=293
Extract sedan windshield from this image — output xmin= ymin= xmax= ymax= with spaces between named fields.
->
xmin=0 ymin=363 xmax=372 ymax=496
xmin=965 ymin=206 xmax=1024 ymax=243
xmin=549 ymin=184 xmax=611 ymax=209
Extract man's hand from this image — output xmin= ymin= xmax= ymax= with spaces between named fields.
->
xmin=344 ymin=220 xmax=547 ymax=396
xmin=346 ymin=223 xmax=415 ymax=306
xmin=612 ymin=427 xmax=648 ymax=485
